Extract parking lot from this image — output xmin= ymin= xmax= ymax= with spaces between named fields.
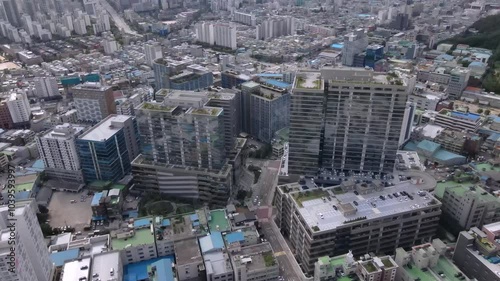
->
xmin=47 ymin=191 xmax=93 ymax=232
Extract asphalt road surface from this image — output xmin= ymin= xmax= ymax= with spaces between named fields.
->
xmin=100 ymin=0 xmax=139 ymax=36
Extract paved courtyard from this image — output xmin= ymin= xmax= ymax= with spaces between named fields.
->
xmin=47 ymin=191 xmax=92 ymax=231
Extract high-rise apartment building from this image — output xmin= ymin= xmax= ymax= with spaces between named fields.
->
xmin=0 ymin=99 xmax=13 ymax=129
xmin=233 ymin=11 xmax=255 ymax=26
xmin=0 ymin=200 xmax=54 ymax=281
xmin=195 ymin=22 xmax=237 ymax=50
xmin=275 ymin=180 xmax=442 ymax=273
xmin=4 ymin=91 xmax=31 ymax=125
xmin=103 ymin=39 xmax=118 ymax=54
xmin=0 ymin=0 xmax=20 ymax=26
xmin=256 ymin=16 xmax=295 ymax=40
xmin=342 ymin=29 xmax=368 ymax=66
xmin=36 ymin=123 xmax=86 ymax=182
xmin=77 ymin=115 xmax=140 ymax=182
xmin=288 ymin=68 xmax=410 ymax=176
xmin=34 ymin=77 xmax=59 ymax=99
xmin=206 ymin=90 xmax=241 ymax=152
xmin=144 ymin=43 xmax=162 ymax=66
xmin=72 ymin=82 xmax=116 ymax=123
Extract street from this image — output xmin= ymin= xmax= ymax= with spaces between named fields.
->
xmin=100 ymin=0 xmax=139 ymax=36
xmin=261 ymin=220 xmax=304 ymax=281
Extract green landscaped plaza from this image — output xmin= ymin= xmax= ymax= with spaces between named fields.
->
xmin=15 ymin=182 xmax=34 ymax=192
xmin=404 ymin=264 xmax=436 ymax=281
xmin=111 ymin=228 xmax=155 ymax=250
xmin=208 ymin=210 xmax=230 ymax=232
xmin=475 ymin=162 xmax=500 ymax=172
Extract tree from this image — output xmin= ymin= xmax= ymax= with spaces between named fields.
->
xmin=477 ymin=108 xmax=484 ymax=114
xmin=37 ymin=213 xmax=49 ymax=224
xmin=484 ymin=109 xmax=491 ymax=115
xmin=236 ymin=190 xmax=248 ymax=201
xmin=38 ymin=205 xmax=49 ymax=214
xmin=40 ymin=223 xmax=53 ymax=237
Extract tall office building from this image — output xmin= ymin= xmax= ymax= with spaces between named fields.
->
xmin=206 ymin=90 xmax=241 ymax=152
xmin=132 ymin=90 xmax=235 ymax=205
xmin=446 ymin=67 xmax=470 ymax=99
xmin=275 ymin=180 xmax=442 ymax=273
xmin=144 ymin=43 xmax=162 ymax=66
xmin=33 ymin=77 xmax=59 ymax=99
xmin=77 ymin=115 xmax=140 ymax=182
xmin=83 ymin=0 xmax=98 ymax=15
xmin=36 ymin=123 xmax=86 ymax=182
xmin=72 ymin=82 xmax=116 ymax=123
xmin=288 ymin=68 xmax=410 ymax=176
xmin=0 ymin=200 xmax=54 ymax=281
xmin=342 ymin=29 xmax=368 ymax=66
xmin=399 ymin=102 xmax=416 ymax=147
xmin=247 ymin=83 xmax=290 ymax=143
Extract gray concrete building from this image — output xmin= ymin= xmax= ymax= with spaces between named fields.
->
xmin=288 ymin=68 xmax=410 ymax=176
xmin=452 ymin=224 xmax=500 ymax=281
xmin=274 ymin=179 xmax=442 ymax=273
xmin=72 ymin=82 xmax=116 ymax=123
xmin=341 ymin=29 xmax=368 ymax=66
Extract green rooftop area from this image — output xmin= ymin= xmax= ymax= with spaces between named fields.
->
xmin=141 ymin=102 xmax=175 ymax=112
xmin=363 ymin=262 xmax=378 ymax=273
xmin=110 ymin=184 xmax=126 ymax=190
xmin=404 ymin=264 xmax=436 ymax=281
xmin=475 ymin=163 xmax=500 ymax=172
xmin=292 ymin=189 xmax=329 ymax=207
xmin=431 ymin=257 xmax=464 ymax=281
xmin=434 ymin=180 xmax=474 ymax=199
xmin=208 ymin=210 xmax=230 ymax=232
xmin=111 ymin=228 xmax=154 ymax=250
xmin=15 ymin=182 xmax=34 ymax=192
xmin=89 ymin=180 xmax=112 ymax=189
xmin=319 ymin=255 xmax=345 ymax=271
xmin=337 ymin=277 xmax=355 ymax=281
xmin=381 ymin=258 xmax=395 ymax=268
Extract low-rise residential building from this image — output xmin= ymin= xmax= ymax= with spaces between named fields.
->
xmin=395 ymin=239 xmax=471 ymax=281
xmin=230 ymin=242 xmax=279 ymax=281
xmin=199 ymin=232 xmax=234 ymax=281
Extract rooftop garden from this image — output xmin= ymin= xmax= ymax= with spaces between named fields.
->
xmin=296 ymin=76 xmax=322 ymax=89
xmin=263 ymin=252 xmax=276 ymax=267
xmin=292 ymin=189 xmax=329 ymax=207
xmin=381 ymin=258 xmax=394 ymax=268
xmin=141 ymin=102 xmax=174 ymax=112
xmin=364 ymin=262 xmax=377 ymax=273
xmin=312 ymin=226 xmax=320 ymax=232
xmin=191 ymin=108 xmax=220 ymax=116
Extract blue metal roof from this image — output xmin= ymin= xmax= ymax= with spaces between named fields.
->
xmin=50 ymin=249 xmax=80 ymax=267
xmin=16 ymin=191 xmax=30 ymax=200
xmin=161 ymin=219 xmax=171 ymax=227
xmin=450 ymin=111 xmax=481 ymax=122
xmin=264 ymin=79 xmax=291 ymax=89
xmin=150 ymin=258 xmax=174 ymax=281
xmin=434 ymin=149 xmax=466 ymax=162
xmin=417 ymin=140 xmax=441 ymax=154
xmin=190 ymin=214 xmax=199 ymax=221
xmin=91 ymin=192 xmax=104 ymax=206
xmin=225 ymin=232 xmax=245 ymax=244
xmin=331 ymin=43 xmax=344 ymax=49
xmin=124 ymin=256 xmax=174 ymax=281
xmin=403 ymin=141 xmax=418 ymax=151
xmin=133 ymin=218 xmax=150 ymax=229
xmin=199 ymin=232 xmax=225 ymax=253
xmin=487 ymin=133 xmax=500 ymax=141
xmin=32 ymin=159 xmax=45 ymax=169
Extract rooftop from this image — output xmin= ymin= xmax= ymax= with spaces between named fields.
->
xmin=72 ymin=82 xmax=111 ymax=92
xmin=431 ymin=256 xmax=464 ymax=281
xmin=50 ymin=249 xmax=80 ymax=267
xmin=139 ymin=102 xmax=176 ymax=112
xmin=232 ymin=243 xmax=277 ymax=272
xmin=79 ymin=115 xmax=133 ymax=142
xmin=188 ymin=107 xmax=223 ymax=116
xmin=174 ymin=237 xmax=203 ymax=265
xmin=318 ymin=255 xmax=345 ymax=270
xmin=403 ymin=263 xmax=436 ymax=281
xmin=295 ymin=72 xmax=323 ymax=90
xmin=208 ymin=210 xmax=231 ymax=233
xmin=285 ymin=181 xmax=440 ymax=232
xmin=438 ymin=109 xmax=481 ymax=122
xmin=41 ymin=124 xmax=86 ymax=140
xmin=62 ymin=257 xmax=91 ymax=281
xmin=91 ymin=251 xmax=121 ymax=281
xmin=111 ymin=228 xmax=154 ymax=250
